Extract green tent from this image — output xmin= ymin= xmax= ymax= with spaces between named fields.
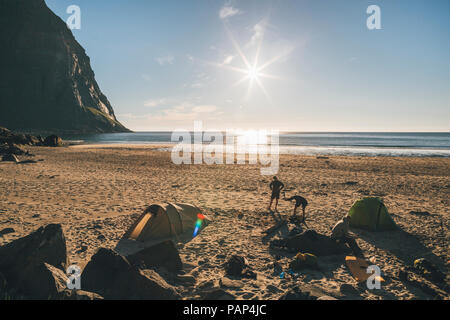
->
xmin=348 ymin=197 xmax=397 ymax=231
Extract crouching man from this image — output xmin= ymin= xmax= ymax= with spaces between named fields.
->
xmin=331 ymin=216 xmax=364 ymax=257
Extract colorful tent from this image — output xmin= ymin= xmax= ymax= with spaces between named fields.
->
xmin=123 ymin=203 xmax=209 ymax=242
xmin=348 ymin=197 xmax=397 ymax=231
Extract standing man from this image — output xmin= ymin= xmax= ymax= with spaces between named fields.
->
xmin=268 ymin=176 xmax=284 ymax=212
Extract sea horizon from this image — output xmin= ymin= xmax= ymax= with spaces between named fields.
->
xmin=61 ymin=131 xmax=450 ymax=158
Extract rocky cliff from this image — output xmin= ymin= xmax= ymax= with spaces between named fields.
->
xmin=0 ymin=0 xmax=130 ymax=133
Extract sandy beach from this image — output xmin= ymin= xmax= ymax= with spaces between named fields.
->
xmin=0 ymin=145 xmax=448 ymax=300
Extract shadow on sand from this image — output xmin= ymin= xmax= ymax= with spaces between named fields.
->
xmin=353 ymin=227 xmax=449 ymax=293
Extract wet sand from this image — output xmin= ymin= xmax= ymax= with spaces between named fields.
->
xmin=0 ymin=145 xmax=448 ymax=300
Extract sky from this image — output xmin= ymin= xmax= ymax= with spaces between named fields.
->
xmin=45 ymin=0 xmax=450 ymax=132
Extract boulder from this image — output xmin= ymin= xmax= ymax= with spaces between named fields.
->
xmin=43 ymin=135 xmax=63 ymax=147
xmin=0 ymin=143 xmax=29 ymax=156
xmin=0 ymin=224 xmax=67 ymax=291
xmin=82 ymin=248 xmax=179 ymax=300
xmin=18 ymin=262 xmax=68 ymax=299
xmin=1 ymin=154 xmax=18 ymax=163
xmin=224 ymin=255 xmax=247 ymax=276
xmin=126 ymin=240 xmax=182 ymax=273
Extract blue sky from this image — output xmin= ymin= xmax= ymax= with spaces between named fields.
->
xmin=45 ymin=0 xmax=450 ymax=132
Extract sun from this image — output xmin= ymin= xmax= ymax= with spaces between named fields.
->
xmin=202 ymin=22 xmax=291 ymax=100
xmin=247 ymin=66 xmax=259 ymax=81
xmin=206 ymin=24 xmax=290 ymax=100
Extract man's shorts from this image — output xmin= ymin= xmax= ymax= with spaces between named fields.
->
xmin=271 ymin=192 xmax=281 ymax=200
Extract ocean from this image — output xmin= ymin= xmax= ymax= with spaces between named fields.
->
xmin=61 ymin=132 xmax=450 ymax=158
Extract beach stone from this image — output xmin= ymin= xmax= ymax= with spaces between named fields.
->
xmin=18 ymin=262 xmax=68 ymax=299
xmin=43 ymin=135 xmax=63 ymax=147
xmin=126 ymin=240 xmax=182 ymax=273
xmin=82 ymin=248 xmax=179 ymax=300
xmin=0 ymin=144 xmax=29 ymax=156
xmin=0 ymin=224 xmax=67 ymax=293
xmin=224 ymin=255 xmax=247 ymax=275
xmin=1 ymin=154 xmax=18 ymax=163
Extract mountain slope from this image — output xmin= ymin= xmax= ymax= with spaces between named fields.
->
xmin=0 ymin=0 xmax=130 ymax=133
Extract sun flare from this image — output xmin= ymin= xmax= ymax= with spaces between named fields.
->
xmin=247 ymin=66 xmax=259 ymax=81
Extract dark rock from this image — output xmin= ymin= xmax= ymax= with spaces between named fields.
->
xmin=202 ymin=288 xmax=236 ymax=300
xmin=19 ymin=262 xmax=68 ymax=299
xmin=81 ymin=248 xmax=179 ymax=300
xmin=43 ymin=135 xmax=63 ymax=147
xmin=0 ymin=224 xmax=67 ymax=291
xmin=15 ymin=262 xmax=103 ymax=300
xmin=224 ymin=255 xmax=247 ymax=276
xmin=1 ymin=154 xmax=18 ymax=163
xmin=0 ymin=0 xmax=130 ymax=133
xmin=0 ymin=143 xmax=29 ymax=156
xmin=0 ymin=228 xmax=15 ymax=236
xmin=126 ymin=240 xmax=182 ymax=273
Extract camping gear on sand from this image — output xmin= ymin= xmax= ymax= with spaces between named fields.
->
xmin=270 ymin=230 xmax=351 ymax=256
xmin=289 ymin=252 xmax=318 ymax=271
xmin=345 ymin=256 xmax=384 ymax=284
xmin=348 ymin=197 xmax=397 ymax=231
xmin=115 ymin=203 xmax=210 ymax=256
